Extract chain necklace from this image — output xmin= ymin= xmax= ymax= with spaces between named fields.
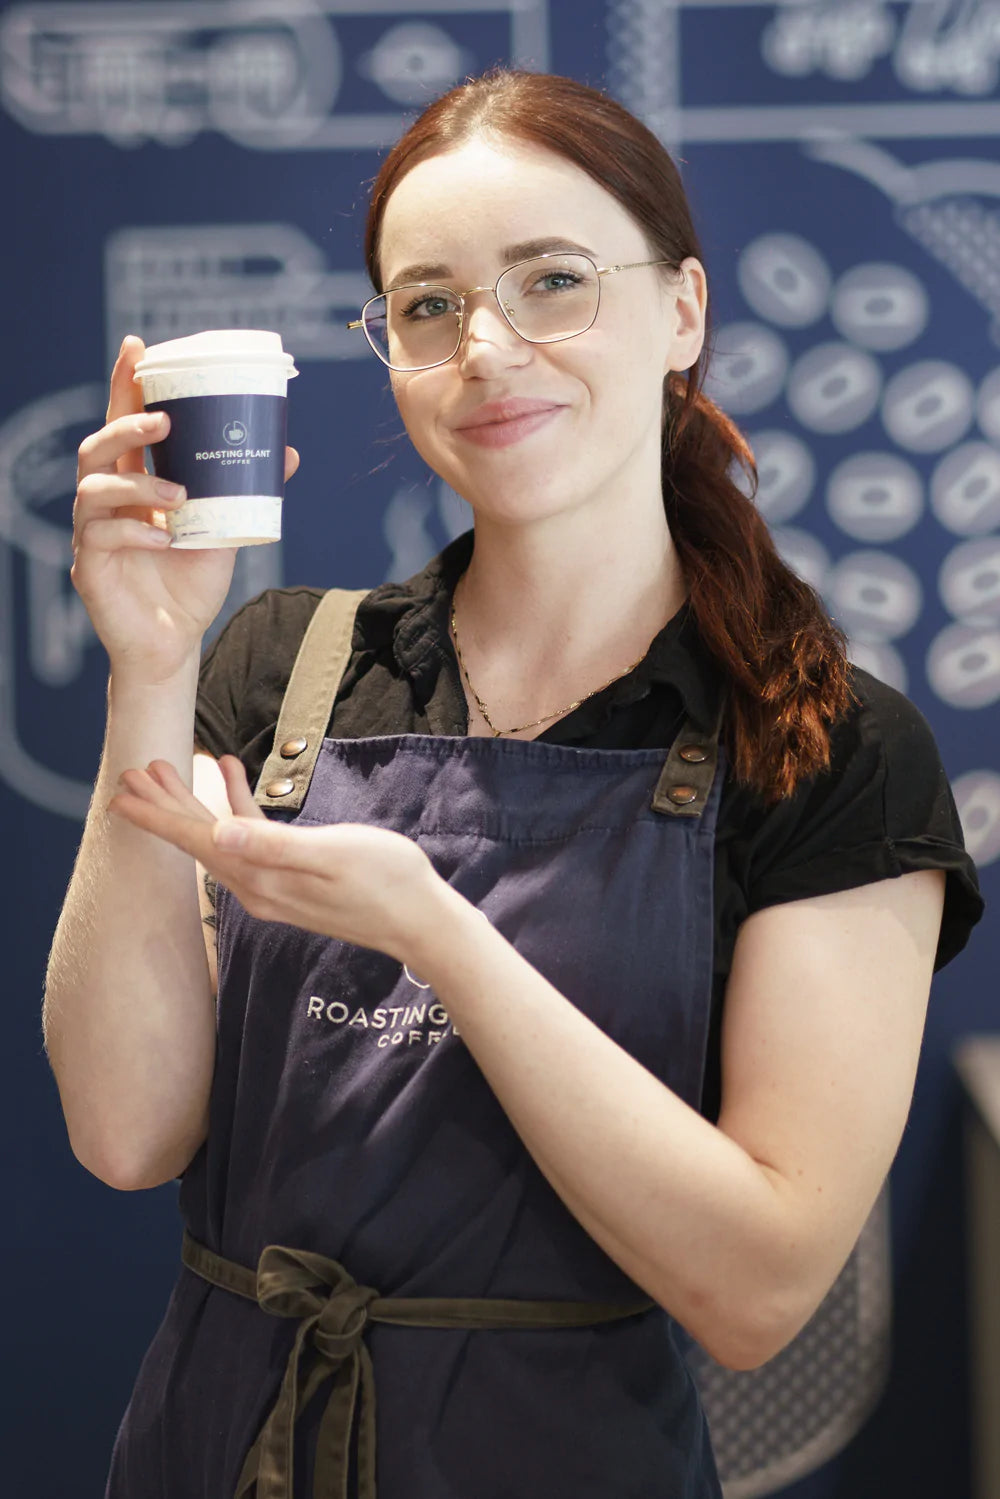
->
xmin=449 ymin=577 xmax=650 ymax=738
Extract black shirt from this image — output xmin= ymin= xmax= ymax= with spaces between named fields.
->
xmin=193 ymin=529 xmax=985 ymax=1124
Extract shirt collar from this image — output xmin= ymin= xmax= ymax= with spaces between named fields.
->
xmin=357 ymin=528 xmax=724 ymax=732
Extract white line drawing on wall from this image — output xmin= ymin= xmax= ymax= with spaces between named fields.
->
xmin=733 ymin=430 xmax=816 ymax=525
xmin=894 ymin=0 xmax=1000 ymax=94
xmin=380 ymin=479 xmax=470 ymax=582
xmin=0 ymin=385 xmax=281 ymax=819
xmin=104 ymin=225 xmax=373 ymax=374
xmin=607 ymin=0 xmax=1000 ymax=148
xmin=762 ymin=0 xmax=897 ymax=83
xmin=826 ymin=549 xmax=925 ymax=641
xmin=927 ymin=620 xmax=1000 ymax=705
xmin=826 ymin=452 xmax=925 ymax=542
xmin=738 ymin=234 xmax=833 ymax=328
xmin=803 ymin=141 xmax=1000 ymax=348
xmin=939 ymin=536 xmax=1000 ymax=626
xmin=356 ymin=21 xmax=474 ymax=103
xmin=931 ymin=442 xmax=1000 ymax=533
xmin=0 ymin=0 xmax=549 ymax=148
xmin=952 ymin=768 xmax=1000 ymax=863
xmin=382 ymin=484 xmax=441 ymax=584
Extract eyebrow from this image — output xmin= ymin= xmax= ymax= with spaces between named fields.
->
xmin=384 ymin=238 xmax=599 ymax=290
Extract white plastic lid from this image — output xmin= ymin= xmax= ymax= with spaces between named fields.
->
xmin=133 ymin=329 xmax=298 ymax=377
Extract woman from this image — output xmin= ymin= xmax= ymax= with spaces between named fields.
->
xmin=48 ymin=69 xmax=983 ymax=1499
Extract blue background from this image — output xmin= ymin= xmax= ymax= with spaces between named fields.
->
xmin=3 ymin=2 xmax=997 ymax=1494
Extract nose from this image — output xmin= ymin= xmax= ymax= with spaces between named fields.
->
xmin=458 ymin=290 xmax=531 ymax=374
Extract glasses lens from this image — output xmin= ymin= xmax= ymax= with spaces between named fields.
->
xmin=498 ymin=254 xmax=599 ymax=343
xmin=364 ymin=287 xmax=462 ymax=370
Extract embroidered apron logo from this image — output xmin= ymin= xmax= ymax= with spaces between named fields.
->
xmin=306 ymin=995 xmax=459 ymax=1048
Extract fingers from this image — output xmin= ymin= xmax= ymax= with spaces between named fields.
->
xmin=218 ymin=755 xmax=266 ymax=818
xmin=146 ymin=760 xmax=220 ymax=818
xmin=284 ymin=446 xmax=300 ymax=482
xmin=119 ymin=762 xmax=217 ymax=821
xmin=105 ymin=335 xmax=149 ymax=476
xmin=213 ymin=814 xmax=294 ymax=860
xmin=110 ymin=768 xmax=222 ymax=864
xmin=77 ymin=411 xmax=171 ymax=485
xmin=74 ymin=443 xmax=186 ymax=540
xmin=110 ymin=792 xmax=213 ymax=864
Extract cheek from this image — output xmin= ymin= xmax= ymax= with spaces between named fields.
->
xmin=391 ymin=378 xmax=443 ymax=457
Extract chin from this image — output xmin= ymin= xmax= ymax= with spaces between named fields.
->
xmin=462 ymin=487 xmax=584 ymax=528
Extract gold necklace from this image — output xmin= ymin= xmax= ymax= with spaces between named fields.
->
xmin=449 ymin=578 xmax=650 ymax=738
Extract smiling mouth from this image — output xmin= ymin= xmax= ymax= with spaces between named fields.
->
xmin=454 ymin=406 xmax=564 ymax=448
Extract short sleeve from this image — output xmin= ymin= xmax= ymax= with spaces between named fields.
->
xmin=193 ymin=585 xmax=324 ymax=770
xmin=743 ymin=667 xmax=985 ymax=972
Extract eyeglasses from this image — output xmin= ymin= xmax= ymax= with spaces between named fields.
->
xmin=346 ymin=253 xmax=674 ymax=372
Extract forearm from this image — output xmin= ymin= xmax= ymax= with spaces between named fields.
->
xmin=411 ymin=889 xmax=803 ymax=1369
xmin=43 ymin=656 xmax=216 ymax=1188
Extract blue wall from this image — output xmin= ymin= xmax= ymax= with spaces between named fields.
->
xmin=3 ymin=3 xmax=997 ymax=1494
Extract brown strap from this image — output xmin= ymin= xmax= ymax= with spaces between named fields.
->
xmin=251 ymin=583 xmax=724 ymax=820
xmin=182 ymin=1230 xmax=653 ymax=1499
xmin=253 ymin=588 xmax=370 ymax=812
xmin=651 ymin=698 xmax=725 ymax=818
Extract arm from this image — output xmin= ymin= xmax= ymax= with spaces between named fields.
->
xmin=42 ymin=660 xmax=224 ymax=1190
xmin=410 ymin=867 xmax=945 ymax=1370
xmin=100 ymin=758 xmax=946 ymax=1355
xmin=50 ymin=330 xmax=301 ymax=1190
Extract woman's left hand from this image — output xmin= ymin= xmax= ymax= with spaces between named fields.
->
xmin=107 ymin=755 xmax=447 ymax=963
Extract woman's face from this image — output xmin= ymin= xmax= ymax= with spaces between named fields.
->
xmin=376 ymin=135 xmax=707 ymax=527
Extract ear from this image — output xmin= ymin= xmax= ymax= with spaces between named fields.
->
xmin=663 ymin=256 xmax=708 ymax=377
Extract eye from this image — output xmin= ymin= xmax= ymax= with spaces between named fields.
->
xmin=399 ymin=291 xmax=459 ymax=320
xmin=530 ymin=270 xmax=584 ymax=294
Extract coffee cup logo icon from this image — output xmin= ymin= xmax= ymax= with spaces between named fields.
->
xmin=224 ymin=420 xmax=247 ymax=446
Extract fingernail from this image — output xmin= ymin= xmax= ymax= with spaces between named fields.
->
xmin=214 ymin=821 xmax=247 ymax=850
xmin=155 ymin=480 xmax=186 ymax=502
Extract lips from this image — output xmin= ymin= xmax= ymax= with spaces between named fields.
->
xmin=454 ymin=398 xmax=564 ymax=430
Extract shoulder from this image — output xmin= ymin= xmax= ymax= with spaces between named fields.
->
xmin=721 ymin=664 xmax=984 ymax=971
xmin=200 ymin=583 xmax=327 ymax=671
xmin=192 ymin=574 xmax=417 ymax=770
xmin=193 ymin=585 xmax=330 ymax=766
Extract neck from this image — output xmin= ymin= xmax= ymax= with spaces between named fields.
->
xmin=449 ymin=496 xmax=687 ymax=731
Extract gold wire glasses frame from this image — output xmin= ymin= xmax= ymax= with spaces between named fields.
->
xmin=346 ymin=253 xmax=675 ymax=371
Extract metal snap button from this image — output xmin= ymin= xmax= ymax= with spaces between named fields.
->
xmin=668 ymin=784 xmax=698 ymax=805
xmin=679 ymin=744 xmax=707 ymax=763
xmin=265 ymin=778 xmax=296 ymax=798
xmin=279 ymin=737 xmax=308 ymax=758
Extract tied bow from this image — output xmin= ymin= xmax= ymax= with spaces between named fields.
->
xmin=234 ymin=1244 xmax=380 ymax=1499
xmin=181 ymin=1228 xmax=655 ymax=1499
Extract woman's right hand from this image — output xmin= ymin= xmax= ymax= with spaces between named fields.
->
xmin=72 ymin=335 xmax=300 ymax=684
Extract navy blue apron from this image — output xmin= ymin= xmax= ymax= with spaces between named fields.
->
xmin=105 ymin=588 xmax=726 ymax=1499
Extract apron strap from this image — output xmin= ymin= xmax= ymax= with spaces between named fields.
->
xmin=651 ymin=698 xmax=726 ymax=818
xmin=182 ymin=1230 xmax=653 ymax=1499
xmin=251 ymin=582 xmax=726 ymax=819
xmin=253 ymin=588 xmax=370 ymax=812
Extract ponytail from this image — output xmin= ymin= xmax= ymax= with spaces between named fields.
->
xmin=663 ymin=372 xmax=857 ymax=803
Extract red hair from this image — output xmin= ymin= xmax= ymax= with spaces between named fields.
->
xmin=364 ymin=69 xmax=856 ymax=802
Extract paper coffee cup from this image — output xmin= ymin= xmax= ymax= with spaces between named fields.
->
xmin=132 ymin=330 xmax=299 ymax=548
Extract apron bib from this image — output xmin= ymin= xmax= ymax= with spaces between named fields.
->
xmin=106 ymin=589 xmax=727 ymax=1499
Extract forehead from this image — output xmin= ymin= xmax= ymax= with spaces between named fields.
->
xmin=378 ymin=136 xmax=646 ymax=283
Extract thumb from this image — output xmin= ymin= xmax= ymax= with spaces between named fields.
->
xmin=213 ymin=817 xmax=274 ymax=854
xmin=107 ymin=335 xmax=149 ymax=476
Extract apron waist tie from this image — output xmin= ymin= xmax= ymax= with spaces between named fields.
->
xmin=181 ymin=1229 xmax=655 ymax=1499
